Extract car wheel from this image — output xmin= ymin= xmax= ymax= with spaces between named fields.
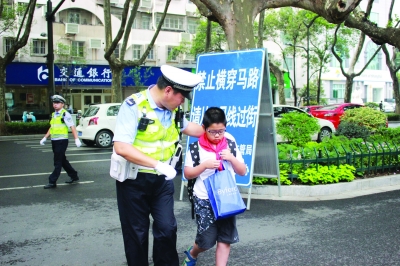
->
xmin=95 ymin=130 xmax=113 ymax=148
xmin=318 ymin=127 xmax=332 ymax=142
xmin=82 ymin=139 xmax=95 ymax=146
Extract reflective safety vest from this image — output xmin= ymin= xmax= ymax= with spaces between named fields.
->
xmin=131 ymin=91 xmax=179 ymax=163
xmin=50 ymin=109 xmax=68 ymax=139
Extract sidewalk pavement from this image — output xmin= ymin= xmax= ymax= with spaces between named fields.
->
xmin=2 ymin=134 xmax=400 ymax=201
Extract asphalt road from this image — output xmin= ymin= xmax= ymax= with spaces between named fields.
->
xmin=1 ymin=138 xmax=400 ymax=265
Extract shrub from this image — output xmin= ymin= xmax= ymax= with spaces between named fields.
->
xmin=298 ymin=164 xmax=355 ymax=185
xmin=276 ymin=112 xmax=319 ymax=147
xmin=336 ymin=121 xmax=371 ymax=140
xmin=387 ymin=113 xmax=400 ymax=121
xmin=341 ymin=107 xmax=387 ymax=130
xmin=4 ymin=121 xmax=49 ymax=135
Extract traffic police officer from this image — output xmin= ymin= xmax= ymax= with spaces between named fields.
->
xmin=40 ymin=95 xmax=82 ymax=189
xmin=113 ymin=65 xmax=204 ymax=266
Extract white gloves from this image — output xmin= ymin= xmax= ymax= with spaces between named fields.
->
xmin=75 ymin=138 xmax=82 ymax=147
xmin=40 ymin=137 xmax=47 ymax=145
xmin=155 ymin=161 xmax=177 ymax=180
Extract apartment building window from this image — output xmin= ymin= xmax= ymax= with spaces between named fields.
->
xmin=142 ymin=14 xmax=151 ymax=29
xmin=133 ymin=45 xmax=141 ymax=59
xmin=4 ymin=38 xmax=15 ymax=54
xmin=167 ymin=46 xmax=177 ymax=61
xmin=71 ymin=41 xmax=84 ymax=57
xmin=32 ymin=39 xmax=46 ymax=55
xmin=283 ymin=57 xmax=293 ymax=71
xmin=147 ymin=47 xmax=154 ymax=60
xmin=365 ymin=41 xmax=381 ymax=70
xmin=114 ymin=44 xmax=120 ymax=58
xmin=330 ymin=53 xmax=349 ymax=68
xmin=187 ymin=20 xmax=198 ymax=34
xmin=131 ymin=18 xmax=138 ymax=29
xmin=332 ymin=84 xmax=345 ymax=99
xmin=68 ymin=10 xmax=80 ymax=24
xmin=156 ymin=15 xmax=183 ymax=31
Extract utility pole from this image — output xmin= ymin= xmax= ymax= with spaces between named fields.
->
xmin=45 ymin=0 xmax=75 ymax=97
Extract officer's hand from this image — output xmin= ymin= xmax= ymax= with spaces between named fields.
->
xmin=40 ymin=137 xmax=47 ymax=145
xmin=155 ymin=161 xmax=177 ymax=180
xmin=75 ymin=138 xmax=82 ymax=148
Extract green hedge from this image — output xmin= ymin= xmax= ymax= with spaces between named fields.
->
xmin=4 ymin=121 xmax=49 ymax=135
xmin=387 ymin=113 xmax=400 ymax=121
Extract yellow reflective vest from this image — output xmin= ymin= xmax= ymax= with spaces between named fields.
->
xmin=50 ymin=109 xmax=68 ymax=139
xmin=131 ymin=91 xmax=179 ymax=162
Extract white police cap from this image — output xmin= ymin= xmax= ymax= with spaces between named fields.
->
xmin=161 ymin=65 xmax=202 ymax=100
xmin=51 ymin=95 xmax=66 ymax=103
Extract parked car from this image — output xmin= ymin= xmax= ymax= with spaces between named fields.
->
xmin=310 ymin=103 xmax=364 ymax=129
xmin=76 ymin=103 xmax=121 ymax=148
xmin=382 ymin=102 xmax=395 ymax=113
xmin=273 ymin=105 xmax=336 ymax=142
xmin=300 ymin=105 xmax=323 ymax=114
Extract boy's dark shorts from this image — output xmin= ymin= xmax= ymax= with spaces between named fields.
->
xmin=194 ymin=196 xmax=239 ymax=250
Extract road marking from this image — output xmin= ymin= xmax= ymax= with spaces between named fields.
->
xmin=69 ymin=159 xmax=110 ymax=163
xmin=66 ymin=152 xmax=112 ymax=156
xmin=0 ymin=172 xmax=66 ymax=178
xmin=0 ymin=181 xmax=94 ymax=191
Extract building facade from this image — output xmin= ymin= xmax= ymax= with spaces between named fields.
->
xmin=2 ymin=0 xmax=198 ymax=119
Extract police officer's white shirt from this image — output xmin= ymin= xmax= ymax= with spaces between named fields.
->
xmin=184 ymin=132 xmax=244 ymax=199
xmin=113 ymin=86 xmax=189 ymax=144
xmin=51 ymin=110 xmax=74 ymax=140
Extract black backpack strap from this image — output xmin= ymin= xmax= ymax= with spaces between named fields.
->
xmin=187 ymin=138 xmax=237 ymax=219
xmin=226 ymin=138 xmax=237 ymax=157
xmin=188 ymin=141 xmax=200 ymax=219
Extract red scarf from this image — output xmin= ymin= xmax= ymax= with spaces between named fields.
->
xmin=198 ymin=133 xmax=227 ymax=171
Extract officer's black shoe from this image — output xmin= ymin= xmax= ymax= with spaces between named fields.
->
xmin=44 ymin=183 xmax=57 ymax=189
xmin=65 ymin=178 xmax=79 ymax=184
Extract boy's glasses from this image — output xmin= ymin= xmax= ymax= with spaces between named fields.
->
xmin=206 ymin=129 xmax=226 ymax=136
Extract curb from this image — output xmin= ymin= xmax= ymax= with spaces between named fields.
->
xmin=239 ymin=174 xmax=400 ymax=201
xmin=0 ymin=135 xmax=44 ymax=141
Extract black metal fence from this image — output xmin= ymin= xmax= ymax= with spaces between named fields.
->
xmin=280 ymin=141 xmax=400 ymax=177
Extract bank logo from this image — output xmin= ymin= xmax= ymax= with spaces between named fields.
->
xmin=37 ymin=66 xmax=49 ymax=81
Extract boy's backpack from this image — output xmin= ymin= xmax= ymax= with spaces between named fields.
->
xmin=187 ymin=139 xmax=237 ymax=219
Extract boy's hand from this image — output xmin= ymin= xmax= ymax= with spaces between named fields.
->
xmin=219 ymin=148 xmax=234 ymax=161
xmin=203 ymin=159 xmax=221 ymax=170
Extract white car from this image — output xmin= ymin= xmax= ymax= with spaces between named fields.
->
xmin=76 ymin=103 xmax=121 ymax=148
xmin=273 ymin=105 xmax=336 ymax=143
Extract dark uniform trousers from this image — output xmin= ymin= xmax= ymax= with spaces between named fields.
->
xmin=48 ymin=139 xmax=78 ymax=184
xmin=116 ymin=172 xmax=179 ymax=266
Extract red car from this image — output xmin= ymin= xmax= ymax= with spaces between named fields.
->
xmin=300 ymin=105 xmax=323 ymax=114
xmin=310 ymin=103 xmax=364 ymax=129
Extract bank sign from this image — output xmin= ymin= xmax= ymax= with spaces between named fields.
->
xmin=6 ymin=62 xmax=190 ymax=87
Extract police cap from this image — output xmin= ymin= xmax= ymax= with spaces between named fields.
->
xmin=160 ymin=65 xmax=202 ymax=100
xmin=51 ymin=95 xmax=66 ymax=103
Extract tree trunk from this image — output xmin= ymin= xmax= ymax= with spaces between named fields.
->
xmin=111 ymin=67 xmax=124 ymax=103
xmin=344 ymin=76 xmax=355 ymax=103
xmin=269 ymin=62 xmax=286 ymax=105
xmin=0 ymin=64 xmax=6 ymax=135
xmin=205 ymin=19 xmax=211 ymax=52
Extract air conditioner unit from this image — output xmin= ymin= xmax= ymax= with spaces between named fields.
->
xmin=179 ymin=32 xmax=191 ymax=43
xmin=65 ymin=23 xmax=79 ymax=35
xmin=89 ymin=39 xmax=102 ymax=49
xmin=140 ymin=0 xmax=152 ymax=8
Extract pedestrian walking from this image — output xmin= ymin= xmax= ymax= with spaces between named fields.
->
xmin=379 ymin=101 xmax=383 ymax=111
xmin=5 ymin=105 xmax=11 ymax=122
xmin=182 ymin=107 xmax=246 ymax=266
xmin=40 ymin=95 xmax=82 ymax=189
xmin=112 ymin=65 xmax=204 ymax=266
